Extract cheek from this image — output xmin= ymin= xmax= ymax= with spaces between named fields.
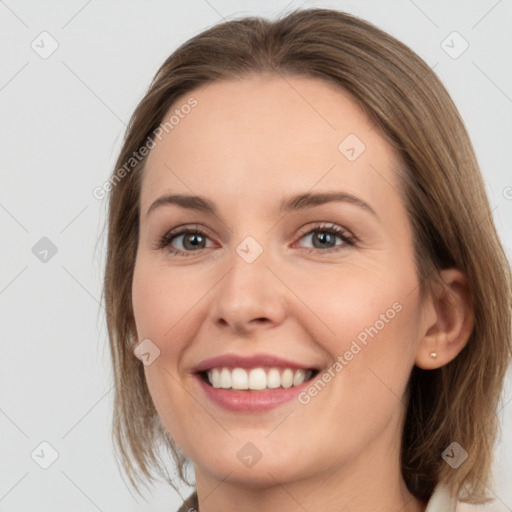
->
xmin=290 ymin=259 xmax=417 ymax=344
xmin=131 ymin=257 xmax=197 ymax=348
xmin=293 ymin=275 xmax=421 ymax=449
xmin=291 ymin=259 xmax=421 ymax=397
xmin=132 ymin=259 xmax=205 ymax=454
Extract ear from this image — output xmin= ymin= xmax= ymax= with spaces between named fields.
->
xmin=415 ymin=268 xmax=474 ymax=370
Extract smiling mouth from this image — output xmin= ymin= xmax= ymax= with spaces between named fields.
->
xmin=199 ymin=367 xmax=319 ymax=391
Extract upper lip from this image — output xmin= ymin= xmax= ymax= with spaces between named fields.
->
xmin=192 ymin=353 xmax=319 ymax=373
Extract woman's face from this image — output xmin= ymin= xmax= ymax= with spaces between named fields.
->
xmin=132 ymin=74 xmax=433 ymax=488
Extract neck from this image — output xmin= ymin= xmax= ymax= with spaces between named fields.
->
xmin=192 ymin=422 xmax=427 ymax=512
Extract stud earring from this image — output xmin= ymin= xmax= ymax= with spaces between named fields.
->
xmin=430 ymin=351 xmax=438 ymax=358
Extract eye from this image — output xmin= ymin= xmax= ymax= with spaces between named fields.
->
xmin=295 ymin=223 xmax=355 ymax=253
xmin=154 ymin=225 xmax=216 ymax=257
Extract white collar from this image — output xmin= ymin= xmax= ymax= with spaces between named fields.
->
xmin=425 ymin=482 xmax=458 ymax=511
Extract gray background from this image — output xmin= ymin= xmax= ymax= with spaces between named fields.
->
xmin=1 ymin=0 xmax=511 ymax=511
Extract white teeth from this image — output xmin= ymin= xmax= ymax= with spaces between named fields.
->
xmin=281 ymin=368 xmax=294 ymax=388
xmin=293 ymin=369 xmax=306 ymax=386
xmin=248 ymin=368 xmax=267 ymax=390
xmin=220 ymin=368 xmax=231 ymax=389
xmin=231 ymin=368 xmax=248 ymax=390
xmin=210 ymin=368 xmax=220 ymax=388
xmin=206 ymin=367 xmax=313 ymax=390
xmin=267 ymin=368 xmax=281 ymax=389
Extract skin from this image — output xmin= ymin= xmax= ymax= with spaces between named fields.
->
xmin=131 ymin=73 xmax=473 ymax=512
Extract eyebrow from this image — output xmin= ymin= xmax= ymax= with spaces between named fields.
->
xmin=145 ymin=191 xmax=377 ymax=218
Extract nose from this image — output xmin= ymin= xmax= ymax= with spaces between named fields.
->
xmin=207 ymin=243 xmax=288 ymax=336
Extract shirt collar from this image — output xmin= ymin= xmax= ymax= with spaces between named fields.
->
xmin=425 ymin=482 xmax=458 ymax=512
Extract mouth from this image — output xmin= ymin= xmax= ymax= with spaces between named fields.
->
xmin=192 ymin=354 xmax=321 ymax=412
xmin=195 ymin=367 xmax=319 ymax=412
xmin=198 ymin=366 xmax=319 ymax=391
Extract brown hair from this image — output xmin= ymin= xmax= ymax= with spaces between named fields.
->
xmin=102 ymin=7 xmax=512 ymax=504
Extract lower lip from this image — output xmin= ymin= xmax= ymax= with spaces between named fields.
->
xmin=195 ymin=374 xmax=312 ymax=412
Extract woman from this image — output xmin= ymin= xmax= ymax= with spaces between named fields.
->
xmin=102 ymin=8 xmax=511 ymax=512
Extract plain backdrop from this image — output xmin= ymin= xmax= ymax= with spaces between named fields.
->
xmin=0 ymin=1 xmax=511 ymax=511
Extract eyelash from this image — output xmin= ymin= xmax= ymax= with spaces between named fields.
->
xmin=154 ymin=222 xmax=356 ymax=257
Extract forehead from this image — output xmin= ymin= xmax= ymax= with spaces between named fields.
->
xmin=140 ymin=73 xmax=402 ymax=214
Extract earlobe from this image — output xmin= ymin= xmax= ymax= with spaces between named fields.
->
xmin=415 ymin=269 xmax=474 ymax=370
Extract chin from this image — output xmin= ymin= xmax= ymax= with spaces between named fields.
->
xmin=195 ymin=453 xmax=310 ymax=489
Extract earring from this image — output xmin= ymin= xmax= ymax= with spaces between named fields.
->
xmin=430 ymin=351 xmax=438 ymax=358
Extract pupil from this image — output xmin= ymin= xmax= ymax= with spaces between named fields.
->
xmin=315 ymin=232 xmax=334 ymax=248
xmin=184 ymin=234 xmax=204 ymax=250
